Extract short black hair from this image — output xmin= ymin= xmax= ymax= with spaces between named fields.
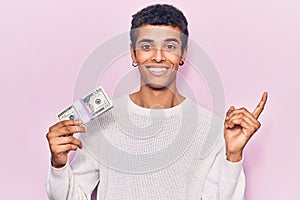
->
xmin=130 ymin=4 xmax=189 ymax=54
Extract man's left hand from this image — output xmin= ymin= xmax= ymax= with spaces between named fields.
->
xmin=224 ymin=92 xmax=268 ymax=162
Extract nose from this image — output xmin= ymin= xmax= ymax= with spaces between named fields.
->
xmin=151 ymin=47 xmax=166 ymax=63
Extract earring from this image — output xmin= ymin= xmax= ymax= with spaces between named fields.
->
xmin=132 ymin=62 xmax=138 ymax=67
xmin=179 ymin=60 xmax=185 ymax=66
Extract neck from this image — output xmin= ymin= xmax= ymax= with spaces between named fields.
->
xmin=130 ymin=84 xmax=185 ymax=109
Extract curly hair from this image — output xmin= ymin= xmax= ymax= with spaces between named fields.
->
xmin=130 ymin=4 xmax=189 ymax=54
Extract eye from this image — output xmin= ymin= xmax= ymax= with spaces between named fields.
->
xmin=165 ymin=44 xmax=176 ymax=50
xmin=141 ymin=44 xmax=152 ymax=50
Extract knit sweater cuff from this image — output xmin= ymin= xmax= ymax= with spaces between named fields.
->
xmin=222 ymin=156 xmax=243 ymax=180
xmin=47 ymin=162 xmax=72 ymax=200
xmin=49 ymin=161 xmax=70 ymax=179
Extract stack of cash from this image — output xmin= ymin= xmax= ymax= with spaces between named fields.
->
xmin=57 ymin=86 xmax=113 ymax=124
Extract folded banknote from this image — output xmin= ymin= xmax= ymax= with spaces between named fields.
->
xmin=57 ymin=86 xmax=113 ymax=124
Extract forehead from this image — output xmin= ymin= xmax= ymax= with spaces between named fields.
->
xmin=136 ymin=25 xmax=182 ymax=42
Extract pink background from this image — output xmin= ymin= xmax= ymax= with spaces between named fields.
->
xmin=1 ymin=0 xmax=299 ymax=199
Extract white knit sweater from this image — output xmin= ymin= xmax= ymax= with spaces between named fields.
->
xmin=47 ymin=95 xmax=245 ymax=200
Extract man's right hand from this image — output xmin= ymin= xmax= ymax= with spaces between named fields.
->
xmin=46 ymin=120 xmax=87 ymax=168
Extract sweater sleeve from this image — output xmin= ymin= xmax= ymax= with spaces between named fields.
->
xmin=202 ymin=139 xmax=245 ymax=200
xmin=46 ymin=147 xmax=100 ymax=200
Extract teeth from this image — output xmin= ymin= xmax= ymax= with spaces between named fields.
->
xmin=148 ymin=67 xmax=167 ymax=73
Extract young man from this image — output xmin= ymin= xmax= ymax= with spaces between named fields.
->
xmin=46 ymin=4 xmax=267 ymax=199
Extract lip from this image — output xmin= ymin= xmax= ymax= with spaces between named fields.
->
xmin=146 ymin=65 xmax=170 ymax=76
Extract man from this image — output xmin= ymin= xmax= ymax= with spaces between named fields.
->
xmin=46 ymin=4 xmax=267 ymax=199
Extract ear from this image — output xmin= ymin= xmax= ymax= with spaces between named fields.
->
xmin=181 ymin=45 xmax=188 ymax=62
xmin=130 ymin=44 xmax=137 ymax=63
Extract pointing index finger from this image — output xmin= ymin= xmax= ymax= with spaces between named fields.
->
xmin=252 ymin=92 xmax=268 ymax=119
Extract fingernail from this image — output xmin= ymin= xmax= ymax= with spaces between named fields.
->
xmin=75 ymin=120 xmax=83 ymax=125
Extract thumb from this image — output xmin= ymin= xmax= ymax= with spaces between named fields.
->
xmin=226 ymin=106 xmax=235 ymax=119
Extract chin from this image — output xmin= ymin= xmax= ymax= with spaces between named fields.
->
xmin=148 ymin=84 xmax=167 ymax=90
xmin=145 ymin=82 xmax=171 ymax=90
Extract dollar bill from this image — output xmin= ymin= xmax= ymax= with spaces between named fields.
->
xmin=57 ymin=86 xmax=113 ymax=123
xmin=83 ymin=87 xmax=112 ymax=118
xmin=57 ymin=105 xmax=78 ymax=121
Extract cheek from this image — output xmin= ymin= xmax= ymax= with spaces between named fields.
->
xmin=135 ymin=50 xmax=182 ymax=65
xmin=166 ymin=53 xmax=182 ymax=64
xmin=135 ymin=51 xmax=150 ymax=63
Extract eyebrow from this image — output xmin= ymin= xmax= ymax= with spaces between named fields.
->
xmin=137 ymin=38 xmax=180 ymax=44
xmin=165 ymin=38 xmax=180 ymax=43
xmin=137 ymin=39 xmax=154 ymax=44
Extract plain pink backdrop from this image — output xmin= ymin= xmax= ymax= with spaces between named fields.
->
xmin=1 ymin=0 xmax=299 ymax=199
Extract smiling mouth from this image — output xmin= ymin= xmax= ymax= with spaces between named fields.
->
xmin=146 ymin=66 xmax=169 ymax=75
